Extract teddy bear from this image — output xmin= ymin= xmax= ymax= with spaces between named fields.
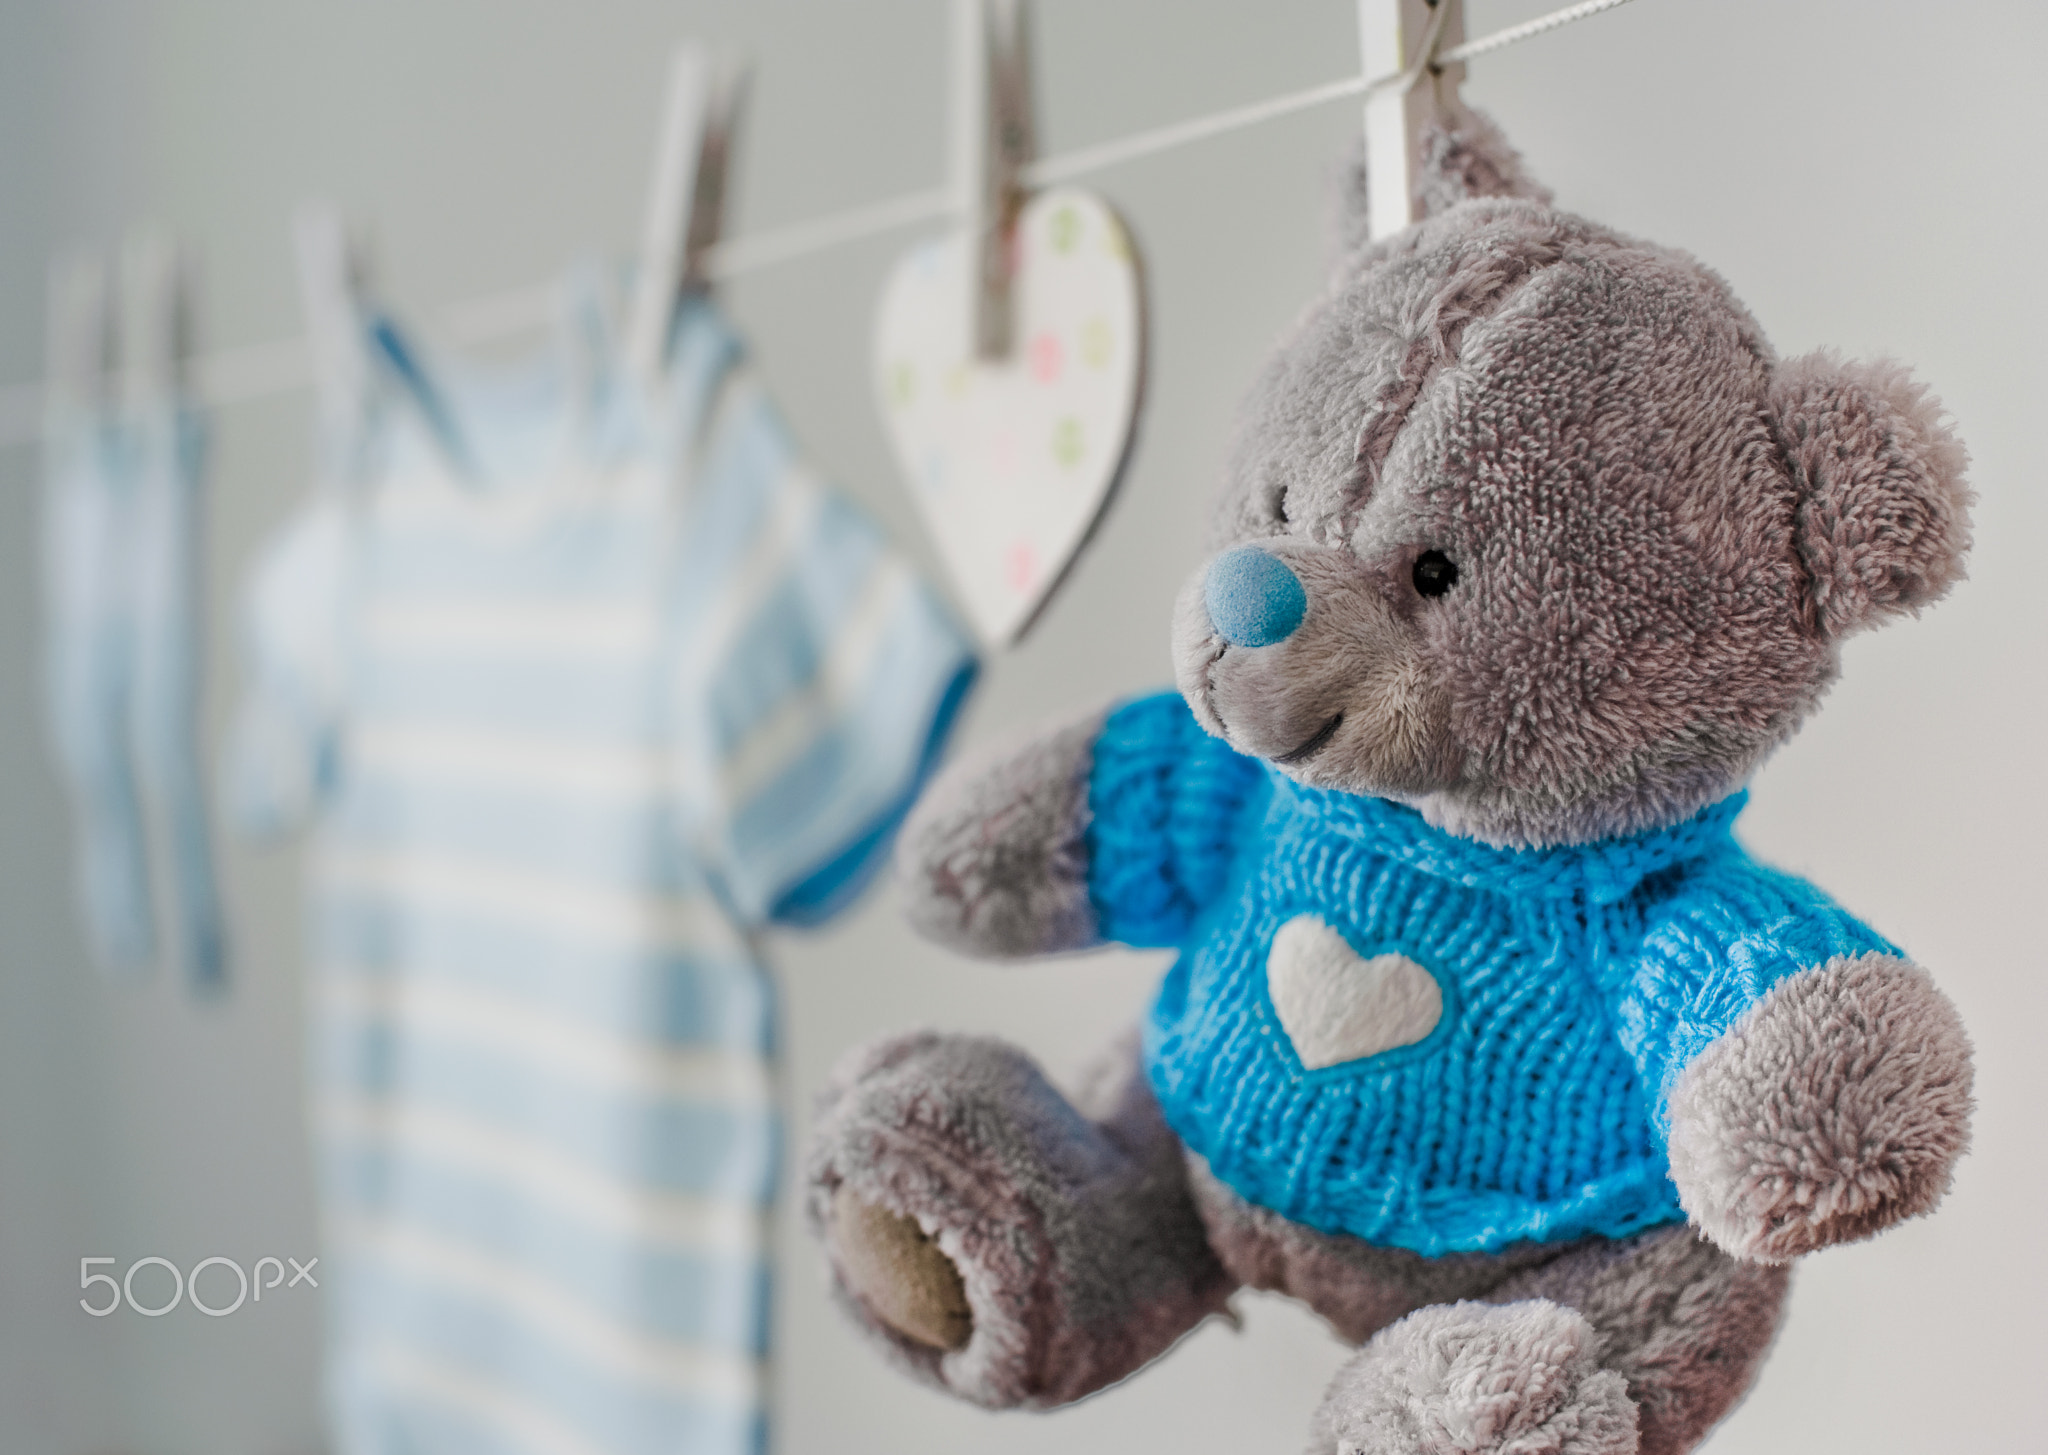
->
xmin=807 ymin=108 xmax=1976 ymax=1455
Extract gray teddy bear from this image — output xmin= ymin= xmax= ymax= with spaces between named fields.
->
xmin=809 ymin=111 xmax=1975 ymax=1455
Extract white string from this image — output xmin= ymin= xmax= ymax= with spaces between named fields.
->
xmin=0 ymin=0 xmax=1639 ymax=450
xmin=1024 ymin=72 xmax=1382 ymax=191
xmin=704 ymin=186 xmax=957 ymax=279
xmin=1437 ymin=0 xmax=1639 ymax=64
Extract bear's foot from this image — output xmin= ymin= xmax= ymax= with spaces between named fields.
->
xmin=808 ymin=1030 xmax=1234 ymax=1409
xmin=1308 ymin=1300 xmax=1638 ymax=1455
xmin=1310 ymin=1303 xmax=1646 ymax=1455
xmin=1487 ymin=1224 xmax=1787 ymax=1455
xmin=828 ymin=1183 xmax=972 ymax=1352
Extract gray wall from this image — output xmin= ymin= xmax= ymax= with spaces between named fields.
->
xmin=2 ymin=2 xmax=2042 ymax=1451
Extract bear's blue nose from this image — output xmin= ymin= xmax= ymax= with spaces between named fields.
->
xmin=1204 ymin=546 xmax=1307 ymax=648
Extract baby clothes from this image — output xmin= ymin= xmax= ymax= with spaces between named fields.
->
xmin=1087 ymin=692 xmax=1896 ymax=1256
xmin=42 ymin=286 xmax=227 ymax=990
xmin=231 ymin=287 xmax=974 ymax=1455
xmin=128 ymin=387 xmax=229 ymax=988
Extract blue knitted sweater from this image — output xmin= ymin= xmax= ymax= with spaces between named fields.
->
xmin=1086 ymin=693 xmax=1896 ymax=1256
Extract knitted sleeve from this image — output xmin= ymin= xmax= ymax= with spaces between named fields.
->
xmin=1085 ymin=691 xmax=1266 ymax=948
xmin=1612 ymin=855 xmax=1899 ymax=1136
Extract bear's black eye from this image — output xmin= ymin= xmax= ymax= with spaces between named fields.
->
xmin=1412 ymin=550 xmax=1459 ymax=598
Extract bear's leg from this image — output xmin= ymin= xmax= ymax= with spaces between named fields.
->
xmin=1303 ymin=1225 xmax=1788 ymax=1455
xmin=1483 ymin=1224 xmax=1790 ymax=1455
xmin=808 ymin=1029 xmax=1234 ymax=1409
xmin=1306 ymin=1298 xmax=1640 ymax=1455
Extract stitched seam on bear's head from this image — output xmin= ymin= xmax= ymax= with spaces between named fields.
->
xmin=1340 ymin=237 xmax=1568 ymax=539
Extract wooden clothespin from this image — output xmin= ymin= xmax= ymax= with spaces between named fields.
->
xmin=295 ymin=201 xmax=471 ymax=477
xmin=45 ymin=254 xmax=115 ymax=421
xmin=1357 ymin=0 xmax=1467 ymax=242
xmin=119 ymin=228 xmax=195 ymax=415
xmin=953 ymin=0 xmax=1035 ymax=361
xmin=624 ymin=42 xmax=750 ymax=385
xmin=293 ymin=202 xmax=377 ymax=480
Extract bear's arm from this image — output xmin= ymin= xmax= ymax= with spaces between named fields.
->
xmin=1613 ymin=861 xmax=1973 ymax=1262
xmin=1085 ymin=692 xmax=1268 ymax=948
xmin=895 ymin=691 xmax=1265 ymax=958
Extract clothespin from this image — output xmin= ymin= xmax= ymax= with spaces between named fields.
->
xmin=119 ymin=228 xmax=195 ymax=416
xmin=45 ymin=254 xmax=115 ymax=422
xmin=295 ymin=202 xmax=470 ymax=477
xmin=292 ymin=202 xmax=377 ymax=481
xmin=624 ymin=42 xmax=750 ymax=385
xmin=1357 ymin=0 xmax=1467 ymax=242
xmin=952 ymin=0 xmax=1035 ymax=360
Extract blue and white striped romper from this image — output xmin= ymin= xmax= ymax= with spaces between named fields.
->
xmin=230 ymin=290 xmax=976 ymax=1455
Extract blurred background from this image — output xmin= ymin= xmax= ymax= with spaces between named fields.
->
xmin=1 ymin=1 xmax=2043 ymax=1451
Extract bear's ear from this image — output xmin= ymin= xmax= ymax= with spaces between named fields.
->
xmin=1768 ymin=352 xmax=1973 ymax=640
xmin=1334 ymin=104 xmax=1551 ymax=255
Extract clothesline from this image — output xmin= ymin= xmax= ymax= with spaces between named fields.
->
xmin=0 ymin=0 xmax=1639 ymax=451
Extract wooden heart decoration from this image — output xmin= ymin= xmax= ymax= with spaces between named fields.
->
xmin=874 ymin=187 xmax=1145 ymax=648
xmin=1267 ymin=915 xmax=1444 ymax=1071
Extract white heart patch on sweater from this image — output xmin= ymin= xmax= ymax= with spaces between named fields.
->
xmin=1267 ymin=914 xmax=1444 ymax=1071
xmin=873 ymin=187 xmax=1144 ymax=648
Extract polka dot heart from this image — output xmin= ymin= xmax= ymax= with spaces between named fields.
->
xmin=874 ymin=187 xmax=1145 ymax=648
